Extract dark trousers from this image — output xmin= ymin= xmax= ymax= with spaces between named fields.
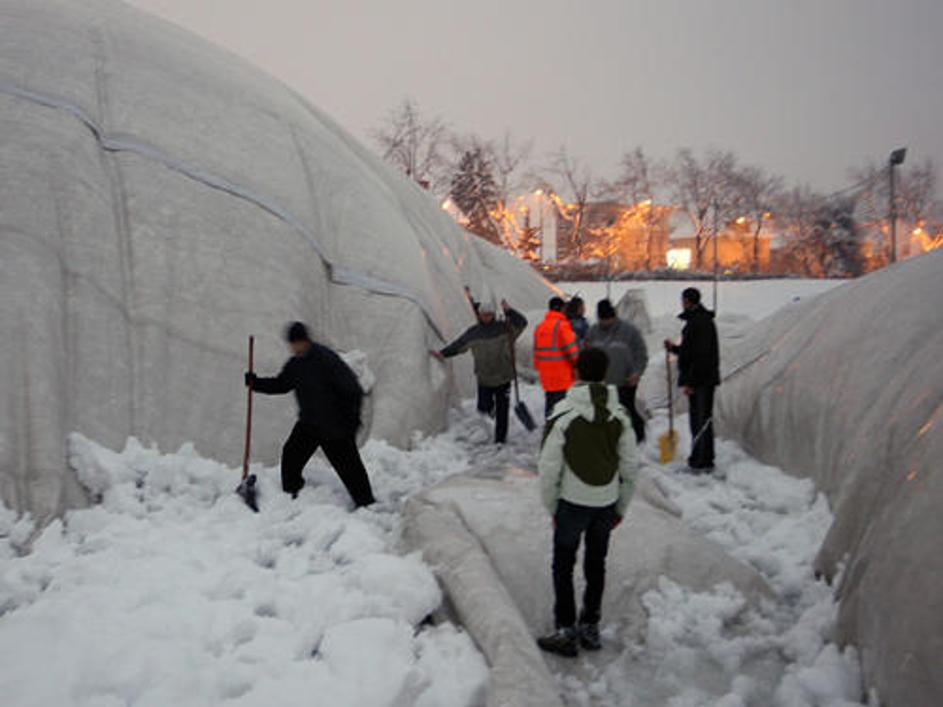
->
xmin=477 ymin=382 xmax=511 ymax=444
xmin=281 ymin=422 xmax=376 ymax=506
xmin=687 ymin=385 xmax=715 ymax=469
xmin=544 ymin=389 xmax=567 ymax=419
xmin=552 ymin=500 xmax=618 ymax=629
xmin=617 ymin=385 xmax=646 ymax=443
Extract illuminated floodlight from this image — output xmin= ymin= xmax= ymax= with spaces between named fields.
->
xmin=667 ymin=248 xmax=692 ymax=270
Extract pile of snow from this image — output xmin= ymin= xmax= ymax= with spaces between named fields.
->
xmin=0 ymin=388 xmax=869 ymax=707
xmin=716 ymin=251 xmax=943 ymax=707
xmin=0 ymin=348 xmax=874 ymax=706
xmin=0 ymin=433 xmax=488 ymax=706
xmin=0 ymin=0 xmax=554 ymax=523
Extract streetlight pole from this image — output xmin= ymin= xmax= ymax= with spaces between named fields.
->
xmin=712 ymin=198 xmax=719 ymax=313
xmin=888 ymin=147 xmax=907 ymax=263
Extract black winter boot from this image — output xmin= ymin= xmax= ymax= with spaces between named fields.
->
xmin=578 ymin=622 xmax=601 ymax=651
xmin=537 ymin=627 xmax=579 ymax=658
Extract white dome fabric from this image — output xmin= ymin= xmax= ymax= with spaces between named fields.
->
xmin=0 ymin=0 xmax=554 ymax=522
xmin=716 ymin=251 xmax=943 ymax=707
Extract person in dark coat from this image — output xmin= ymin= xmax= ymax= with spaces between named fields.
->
xmin=565 ymin=297 xmax=589 ymax=343
xmin=664 ymin=288 xmax=720 ymax=473
xmin=245 ymin=322 xmax=375 ymax=507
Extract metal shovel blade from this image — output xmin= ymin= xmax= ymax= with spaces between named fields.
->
xmin=236 ymin=473 xmax=259 ymax=512
xmin=514 ymin=401 xmax=537 ymax=432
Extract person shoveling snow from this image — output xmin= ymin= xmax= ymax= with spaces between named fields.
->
xmin=245 ymin=322 xmax=375 ymax=508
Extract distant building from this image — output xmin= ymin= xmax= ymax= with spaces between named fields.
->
xmin=556 ymin=200 xmax=672 ymax=269
xmin=669 ymin=216 xmax=773 ymax=272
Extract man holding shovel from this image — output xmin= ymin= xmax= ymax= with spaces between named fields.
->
xmin=664 ymin=287 xmax=720 ymax=474
xmin=245 ymin=322 xmax=375 ymax=507
xmin=431 ymin=297 xmax=528 ymax=444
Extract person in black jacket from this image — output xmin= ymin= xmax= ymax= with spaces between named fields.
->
xmin=664 ymin=288 xmax=720 ymax=473
xmin=245 ymin=322 xmax=375 ymax=507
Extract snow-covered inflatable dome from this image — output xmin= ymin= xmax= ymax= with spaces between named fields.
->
xmin=716 ymin=251 xmax=943 ymax=707
xmin=0 ymin=0 xmax=554 ymax=522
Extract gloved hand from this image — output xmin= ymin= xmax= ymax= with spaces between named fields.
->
xmin=244 ymin=372 xmax=257 ymax=387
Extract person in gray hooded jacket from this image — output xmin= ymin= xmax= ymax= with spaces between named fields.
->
xmin=585 ymin=299 xmax=648 ymax=442
xmin=431 ymin=298 xmax=527 ymax=444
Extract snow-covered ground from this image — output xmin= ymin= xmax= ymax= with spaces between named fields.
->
xmin=0 ymin=279 xmax=871 ymax=706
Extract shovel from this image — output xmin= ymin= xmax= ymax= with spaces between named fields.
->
xmin=508 ymin=321 xmax=537 ymax=432
xmin=236 ymin=335 xmax=259 ymax=512
xmin=659 ymin=349 xmax=679 ymax=464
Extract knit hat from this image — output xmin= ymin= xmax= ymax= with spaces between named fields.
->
xmin=477 ymin=288 xmax=497 ymax=314
xmin=597 ymin=299 xmax=616 ymax=320
xmin=285 ymin=321 xmax=311 ymax=342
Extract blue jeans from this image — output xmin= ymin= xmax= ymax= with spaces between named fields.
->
xmin=544 ymin=389 xmax=567 ymax=418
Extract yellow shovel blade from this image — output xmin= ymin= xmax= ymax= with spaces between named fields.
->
xmin=659 ymin=430 xmax=678 ymax=464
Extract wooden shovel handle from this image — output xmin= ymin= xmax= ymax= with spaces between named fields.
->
xmin=666 ymin=348 xmax=674 ymax=435
xmin=242 ymin=336 xmax=254 ymax=480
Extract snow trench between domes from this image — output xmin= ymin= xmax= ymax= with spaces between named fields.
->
xmin=0 ymin=81 xmax=449 ymax=340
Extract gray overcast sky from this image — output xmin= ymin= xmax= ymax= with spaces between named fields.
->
xmin=127 ymin=0 xmax=942 ymax=195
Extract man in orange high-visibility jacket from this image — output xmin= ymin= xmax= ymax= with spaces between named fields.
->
xmin=534 ymin=297 xmax=580 ymax=418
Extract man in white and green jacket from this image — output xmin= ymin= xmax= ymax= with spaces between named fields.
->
xmin=537 ymin=347 xmax=638 ymax=657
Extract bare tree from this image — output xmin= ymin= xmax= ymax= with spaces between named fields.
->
xmin=667 ymin=149 xmax=738 ymax=269
xmin=491 ymin=131 xmax=533 ymax=207
xmin=606 ymin=147 xmax=662 ymax=269
xmin=372 ymin=98 xmax=450 ymax=194
xmin=775 ymin=186 xmax=826 ymax=276
xmin=731 ymin=165 xmax=782 ymax=273
xmin=546 ymin=146 xmax=594 ymax=261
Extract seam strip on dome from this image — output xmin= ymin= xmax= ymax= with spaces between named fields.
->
xmin=0 ymin=81 xmax=447 ymax=340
